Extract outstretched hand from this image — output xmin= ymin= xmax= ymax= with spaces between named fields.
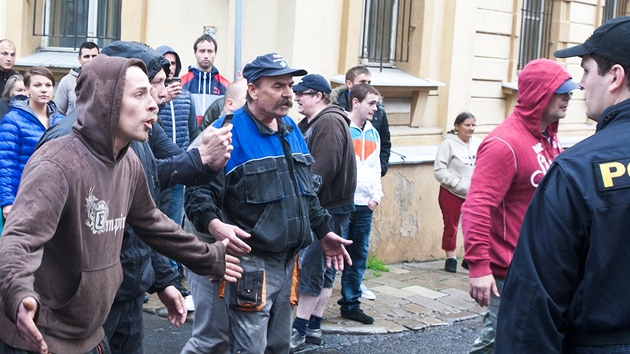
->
xmin=320 ymin=232 xmax=353 ymax=271
xmin=222 ymin=248 xmax=242 ymax=283
xmin=17 ymin=297 xmax=47 ymax=354
xmin=208 ymin=219 xmax=251 ymax=256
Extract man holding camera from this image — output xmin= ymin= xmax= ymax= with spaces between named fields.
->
xmin=155 ymin=45 xmax=198 ymax=308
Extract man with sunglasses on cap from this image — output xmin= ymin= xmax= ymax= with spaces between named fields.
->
xmin=289 ymin=74 xmax=356 ymax=352
xmin=495 ymin=16 xmax=630 ymax=353
xmin=184 ymin=53 xmax=353 ymax=353
xmin=460 ymin=58 xmax=580 ymax=353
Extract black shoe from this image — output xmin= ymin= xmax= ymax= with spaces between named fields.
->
xmin=445 ymin=258 xmax=457 ymax=273
xmin=461 ymin=258 xmax=469 ymax=270
xmin=305 ymin=328 xmax=323 ymax=345
xmin=340 ymin=308 xmax=374 ymax=324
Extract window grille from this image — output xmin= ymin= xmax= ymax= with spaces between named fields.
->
xmin=32 ymin=0 xmax=121 ymax=50
xmin=518 ymin=0 xmax=554 ymax=70
xmin=603 ymin=0 xmax=627 ymax=23
xmin=359 ymin=0 xmax=413 ymax=70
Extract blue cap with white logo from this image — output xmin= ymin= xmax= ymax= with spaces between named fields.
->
xmin=242 ymin=53 xmax=307 ymax=83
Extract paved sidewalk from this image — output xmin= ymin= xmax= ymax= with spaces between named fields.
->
xmin=143 ymin=260 xmax=483 ymax=335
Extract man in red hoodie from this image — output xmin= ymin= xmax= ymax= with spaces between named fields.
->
xmin=460 ymin=58 xmax=580 ymax=353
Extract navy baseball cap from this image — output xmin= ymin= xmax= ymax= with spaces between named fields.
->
xmin=555 ymin=16 xmax=630 ymax=68
xmin=555 ymin=79 xmax=581 ymax=94
xmin=293 ymin=74 xmax=331 ymax=94
xmin=242 ymin=53 xmax=307 ymax=83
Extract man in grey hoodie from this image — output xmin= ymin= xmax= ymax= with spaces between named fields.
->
xmin=54 ymin=41 xmax=99 ymax=115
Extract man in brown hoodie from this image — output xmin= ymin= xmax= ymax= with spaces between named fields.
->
xmin=0 ymin=55 xmax=242 ymax=354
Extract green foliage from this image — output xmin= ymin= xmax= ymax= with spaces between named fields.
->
xmin=366 ymin=254 xmax=390 ymax=276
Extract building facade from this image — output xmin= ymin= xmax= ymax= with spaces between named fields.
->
xmin=0 ymin=0 xmax=624 ymax=262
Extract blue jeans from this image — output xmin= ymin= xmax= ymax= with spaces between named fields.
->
xmin=338 ymin=205 xmax=373 ymax=312
xmin=102 ymin=295 xmax=144 ymax=354
xmin=469 ymin=277 xmax=504 ymax=354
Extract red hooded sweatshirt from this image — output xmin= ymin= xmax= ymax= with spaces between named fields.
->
xmin=461 ymin=58 xmax=571 ymax=279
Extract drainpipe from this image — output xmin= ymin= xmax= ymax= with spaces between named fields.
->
xmin=233 ymin=0 xmax=243 ymax=80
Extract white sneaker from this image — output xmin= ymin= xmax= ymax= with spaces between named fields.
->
xmin=184 ymin=295 xmax=195 ymax=312
xmin=360 ymin=283 xmax=376 ymax=300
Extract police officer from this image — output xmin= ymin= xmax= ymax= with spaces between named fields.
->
xmin=495 ymin=16 xmax=630 ymax=353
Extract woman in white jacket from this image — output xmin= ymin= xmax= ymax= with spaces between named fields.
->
xmin=434 ymin=112 xmax=481 ymax=273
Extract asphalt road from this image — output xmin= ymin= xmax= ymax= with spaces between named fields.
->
xmin=143 ymin=312 xmax=482 ymax=354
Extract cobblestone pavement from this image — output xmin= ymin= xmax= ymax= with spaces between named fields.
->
xmin=144 ymin=260 xmax=483 ymax=335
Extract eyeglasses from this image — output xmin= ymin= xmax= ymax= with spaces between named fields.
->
xmin=295 ymin=90 xmax=319 ymax=97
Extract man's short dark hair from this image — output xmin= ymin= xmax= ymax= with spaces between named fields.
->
xmin=79 ymin=41 xmax=100 ymax=56
xmin=345 ymin=66 xmax=371 ymax=83
xmin=193 ymin=34 xmax=218 ymax=52
xmin=349 ymin=83 xmax=380 ymax=108
xmin=588 ymin=53 xmax=630 ymax=90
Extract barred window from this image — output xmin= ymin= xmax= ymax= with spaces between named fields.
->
xmin=603 ymin=0 xmax=627 ymax=23
xmin=518 ymin=0 xmax=554 ymax=70
xmin=33 ymin=0 xmax=121 ymax=50
xmin=359 ymin=0 xmax=412 ymax=69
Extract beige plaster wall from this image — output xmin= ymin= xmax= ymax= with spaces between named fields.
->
xmin=370 ymin=162 xmax=463 ymax=263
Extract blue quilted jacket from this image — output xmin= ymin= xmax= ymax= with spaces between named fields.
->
xmin=0 ymin=95 xmax=64 ymax=207
xmin=157 ymin=90 xmax=197 ymax=149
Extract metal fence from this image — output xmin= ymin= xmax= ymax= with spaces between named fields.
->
xmin=32 ymin=0 xmax=121 ymax=50
xmin=518 ymin=0 xmax=554 ymax=70
xmin=360 ymin=0 xmax=413 ymax=70
xmin=603 ymin=0 xmax=628 ymax=23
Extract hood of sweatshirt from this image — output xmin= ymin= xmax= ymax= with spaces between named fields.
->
xmin=101 ymin=41 xmax=170 ymax=81
xmin=313 ymin=104 xmax=351 ymax=126
xmin=444 ymin=132 xmax=468 ymax=145
xmin=72 ymin=55 xmax=148 ymax=164
xmin=155 ymin=45 xmax=181 ymax=77
xmin=512 ymin=58 xmax=573 ymax=137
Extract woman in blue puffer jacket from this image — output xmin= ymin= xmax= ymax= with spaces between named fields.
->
xmin=0 ymin=66 xmax=64 ymax=220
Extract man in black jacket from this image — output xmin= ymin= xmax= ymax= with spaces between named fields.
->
xmin=331 ymin=65 xmax=391 ymax=177
xmin=330 ymin=65 xmax=391 ymax=301
xmin=495 ymin=16 xmax=630 ymax=352
xmin=0 ymin=39 xmax=17 ymax=94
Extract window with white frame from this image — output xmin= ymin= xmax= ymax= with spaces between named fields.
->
xmin=359 ymin=0 xmax=412 ymax=69
xmin=603 ymin=0 xmax=627 ymax=23
xmin=518 ymin=0 xmax=554 ymax=70
xmin=33 ymin=0 xmax=121 ymax=50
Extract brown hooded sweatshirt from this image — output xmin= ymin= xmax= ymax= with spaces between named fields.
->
xmin=0 ymin=55 xmax=226 ymax=353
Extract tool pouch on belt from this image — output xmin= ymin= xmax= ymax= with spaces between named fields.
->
xmin=229 ymin=256 xmax=266 ymax=311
